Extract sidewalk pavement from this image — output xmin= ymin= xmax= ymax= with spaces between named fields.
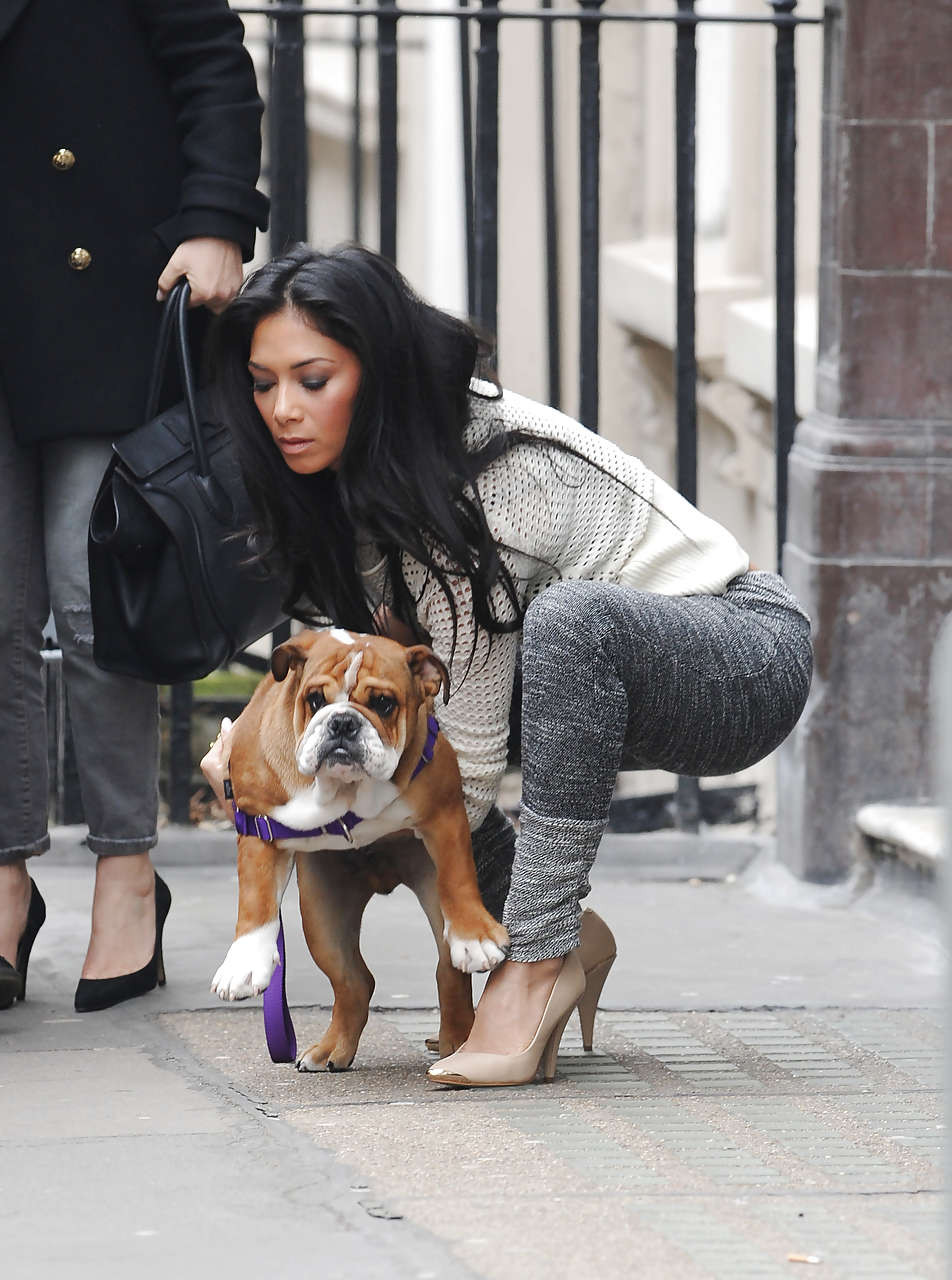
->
xmin=1 ymin=824 xmax=945 ymax=1279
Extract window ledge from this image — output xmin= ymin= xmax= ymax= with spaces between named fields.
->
xmin=602 ymin=236 xmax=763 ymax=362
xmin=603 ymin=236 xmax=816 ymax=413
xmin=725 ymin=295 xmax=816 ymax=416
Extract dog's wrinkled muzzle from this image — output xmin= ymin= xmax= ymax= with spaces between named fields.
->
xmin=310 ymin=709 xmax=370 ymax=779
xmin=326 ymin=709 xmax=362 ymax=743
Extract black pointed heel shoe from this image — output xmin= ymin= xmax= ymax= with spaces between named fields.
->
xmin=0 ymin=878 xmax=47 ymax=1009
xmin=74 ymin=873 xmax=171 ymax=1013
xmin=0 ymin=958 xmax=21 ymax=1009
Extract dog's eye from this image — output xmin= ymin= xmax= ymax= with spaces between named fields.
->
xmin=306 ymin=689 xmax=326 ymax=714
xmin=369 ymin=693 xmax=396 ymax=718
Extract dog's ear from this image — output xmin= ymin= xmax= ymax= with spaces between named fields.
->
xmin=271 ymin=638 xmax=312 ymax=683
xmin=405 ymin=645 xmax=450 ymax=705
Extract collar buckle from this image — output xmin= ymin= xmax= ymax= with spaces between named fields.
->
xmin=254 ymin=815 xmax=275 ymax=842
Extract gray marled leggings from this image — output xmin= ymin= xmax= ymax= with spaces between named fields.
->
xmin=470 ymin=571 xmax=812 ymax=962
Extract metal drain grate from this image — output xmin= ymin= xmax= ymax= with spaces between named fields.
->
xmin=607 ymin=1013 xmax=763 ymax=1093
xmin=831 ymin=1093 xmax=943 ymax=1161
xmin=491 ymin=1098 xmax=661 ymax=1188
xmin=713 ymin=1012 xmax=867 ymax=1087
xmin=605 ymin=1097 xmax=786 ymax=1186
xmin=815 ymin=1010 xmax=942 ymax=1088
xmin=719 ymin=1098 xmax=914 ymax=1189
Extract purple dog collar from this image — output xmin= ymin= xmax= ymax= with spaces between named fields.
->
xmin=232 ymin=713 xmax=440 ymax=846
xmin=410 ymin=712 xmax=439 ymax=779
xmin=233 ymin=808 xmax=362 ymax=844
xmin=253 ymin=713 xmax=440 ymax=1065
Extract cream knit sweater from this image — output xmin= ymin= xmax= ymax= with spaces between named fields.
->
xmin=362 ymin=384 xmax=749 ymax=828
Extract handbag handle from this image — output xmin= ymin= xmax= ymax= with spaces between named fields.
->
xmin=143 ymin=279 xmax=212 ymax=479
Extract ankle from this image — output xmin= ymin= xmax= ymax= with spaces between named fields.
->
xmin=491 ymin=954 xmax=564 ymax=995
xmin=0 ymin=861 xmax=32 ymax=913
xmin=520 ymin=955 xmax=565 ymax=983
xmin=93 ymin=852 xmax=155 ymax=897
xmin=0 ymin=861 xmax=32 ymax=962
xmin=0 ymin=859 xmax=30 ymax=891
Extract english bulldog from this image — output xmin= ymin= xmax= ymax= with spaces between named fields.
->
xmin=210 ymin=627 xmax=509 ymax=1071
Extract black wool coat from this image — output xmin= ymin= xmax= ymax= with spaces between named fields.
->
xmin=0 ymin=0 xmax=270 ymax=443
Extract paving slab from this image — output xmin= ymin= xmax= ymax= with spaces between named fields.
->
xmin=0 ymin=824 xmax=945 ymax=1279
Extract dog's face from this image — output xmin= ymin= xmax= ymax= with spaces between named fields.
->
xmin=271 ymin=629 xmax=448 ymax=787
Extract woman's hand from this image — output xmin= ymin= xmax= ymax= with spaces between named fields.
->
xmin=200 ymin=716 xmax=237 ymax=810
xmin=156 ymin=237 xmax=244 ymax=313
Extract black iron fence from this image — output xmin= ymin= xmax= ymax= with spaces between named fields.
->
xmin=53 ymin=0 xmax=827 ymax=831
xmin=192 ymin=0 xmax=823 ymax=830
xmin=249 ymin=0 xmax=820 ymax=549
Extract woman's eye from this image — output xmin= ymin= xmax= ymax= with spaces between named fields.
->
xmin=302 ymin=379 xmax=328 ymax=392
xmin=369 ymin=693 xmax=396 ymax=717
xmin=306 ymin=690 xmax=326 ymax=713
xmin=251 ymin=381 xmax=273 ymax=394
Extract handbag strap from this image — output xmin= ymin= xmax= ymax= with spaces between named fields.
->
xmin=142 ymin=279 xmax=212 ymax=479
xmin=143 ymin=283 xmax=179 ymax=422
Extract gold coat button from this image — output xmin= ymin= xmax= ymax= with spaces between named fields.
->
xmin=52 ymin=148 xmax=76 ymax=171
xmin=68 ymin=247 xmax=92 ymax=271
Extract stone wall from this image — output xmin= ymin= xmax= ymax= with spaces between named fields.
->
xmin=779 ymin=0 xmax=952 ymax=880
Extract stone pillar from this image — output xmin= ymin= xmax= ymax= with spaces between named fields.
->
xmin=778 ymin=0 xmax=952 ymax=881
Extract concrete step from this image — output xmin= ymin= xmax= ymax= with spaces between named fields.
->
xmin=855 ymin=801 xmax=945 ymax=883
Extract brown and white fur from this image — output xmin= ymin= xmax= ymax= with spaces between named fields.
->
xmin=211 ymin=628 xmax=509 ymax=1071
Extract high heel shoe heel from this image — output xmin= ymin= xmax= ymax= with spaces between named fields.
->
xmin=74 ymin=873 xmax=171 ymax=1013
xmin=576 ymin=909 xmax=616 ymax=1051
xmin=427 ymin=952 xmax=586 ymax=1088
xmin=421 ymin=908 xmax=618 ymax=1056
xmin=0 ymin=879 xmax=46 ymax=1008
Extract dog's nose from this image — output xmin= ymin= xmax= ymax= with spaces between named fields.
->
xmin=328 ymin=712 xmax=360 ymax=741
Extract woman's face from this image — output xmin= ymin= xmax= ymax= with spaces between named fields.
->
xmin=248 ymin=306 xmax=362 ymax=474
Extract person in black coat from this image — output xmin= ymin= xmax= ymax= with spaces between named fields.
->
xmin=0 ymin=0 xmax=270 ymax=1013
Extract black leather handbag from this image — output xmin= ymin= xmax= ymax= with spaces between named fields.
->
xmin=88 ymin=280 xmax=286 ymax=684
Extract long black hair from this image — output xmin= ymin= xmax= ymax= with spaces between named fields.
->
xmin=209 ymin=243 xmax=524 ymax=646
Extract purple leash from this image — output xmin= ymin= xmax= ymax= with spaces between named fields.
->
xmin=263 ymin=915 xmax=297 ymax=1063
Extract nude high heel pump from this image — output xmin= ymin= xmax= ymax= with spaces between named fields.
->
xmin=576 ymin=909 xmax=616 ymax=1051
xmin=422 ymin=908 xmax=618 ymax=1056
xmin=428 ymin=951 xmax=586 ymax=1087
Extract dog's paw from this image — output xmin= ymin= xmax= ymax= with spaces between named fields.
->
xmin=211 ymin=925 xmax=280 ymax=1001
xmin=445 ymin=928 xmax=510 ymax=974
xmin=295 ymin=1037 xmax=356 ymax=1073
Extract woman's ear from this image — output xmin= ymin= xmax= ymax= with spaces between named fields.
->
xmin=405 ymin=645 xmax=450 ymax=704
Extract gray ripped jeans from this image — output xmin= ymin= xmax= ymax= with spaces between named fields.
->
xmin=470 ymin=571 xmax=813 ymax=962
xmin=0 ymin=404 xmax=159 ymax=862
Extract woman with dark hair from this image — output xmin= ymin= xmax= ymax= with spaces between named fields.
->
xmin=206 ymin=243 xmax=812 ymax=1089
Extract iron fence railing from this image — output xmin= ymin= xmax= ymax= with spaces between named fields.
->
xmin=249 ymin=1 xmax=819 ymax=521
xmin=249 ymin=0 xmax=818 ymax=835
xmin=52 ymin=1 xmax=828 ymax=832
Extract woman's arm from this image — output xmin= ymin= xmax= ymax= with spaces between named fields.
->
xmin=133 ymin=0 xmax=270 ymax=260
